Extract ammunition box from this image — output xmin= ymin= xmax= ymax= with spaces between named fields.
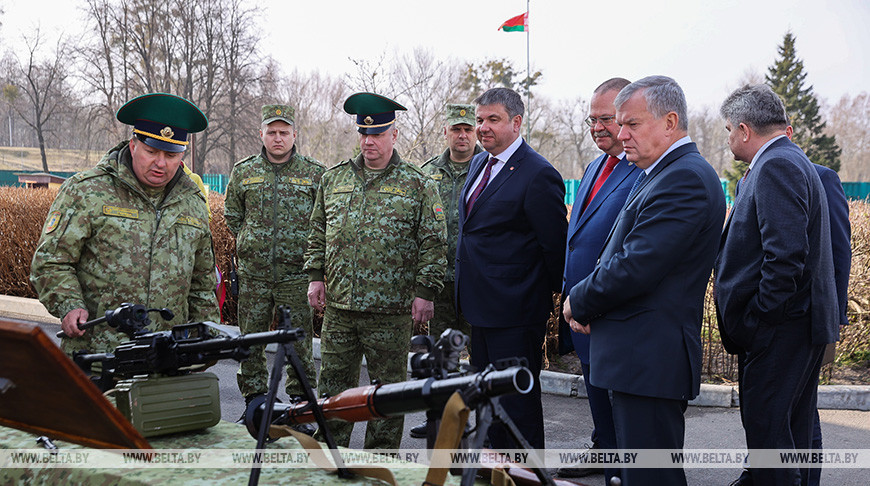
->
xmin=114 ymin=373 xmax=221 ymax=437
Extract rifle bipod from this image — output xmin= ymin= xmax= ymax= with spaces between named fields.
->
xmin=246 ymin=306 xmax=352 ymax=486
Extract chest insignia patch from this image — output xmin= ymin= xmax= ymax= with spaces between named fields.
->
xmin=177 ymin=215 xmax=204 ymax=228
xmin=379 ymin=186 xmax=407 ymax=196
xmin=242 ymin=176 xmax=266 ymax=185
xmin=103 ymin=205 xmax=139 ymax=219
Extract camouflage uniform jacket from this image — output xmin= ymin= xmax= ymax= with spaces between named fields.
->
xmin=30 ymin=140 xmax=218 ymax=353
xmin=421 ymin=145 xmax=483 ymax=282
xmin=304 ymin=150 xmax=447 ymax=314
xmin=224 ymin=146 xmax=325 ymax=282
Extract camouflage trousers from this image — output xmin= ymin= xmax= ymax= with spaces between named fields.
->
xmin=235 ymin=277 xmax=315 ymax=398
xmin=428 ymin=281 xmax=471 ymax=341
xmin=315 ymin=307 xmax=411 ymax=449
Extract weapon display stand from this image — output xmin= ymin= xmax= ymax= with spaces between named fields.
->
xmin=460 ymin=395 xmax=555 ymax=486
xmin=420 ymin=357 xmax=557 ymax=486
xmin=0 ymin=317 xmax=150 ymax=449
xmin=247 ymin=307 xmax=351 ymax=486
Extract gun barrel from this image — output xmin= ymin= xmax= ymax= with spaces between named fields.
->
xmin=176 ymin=328 xmax=305 ymax=354
xmin=250 ymin=366 xmax=532 ymax=433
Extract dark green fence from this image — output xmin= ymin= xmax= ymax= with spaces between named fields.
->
xmin=202 ymin=174 xmax=229 ymax=194
xmin=842 ymin=182 xmax=870 ymax=201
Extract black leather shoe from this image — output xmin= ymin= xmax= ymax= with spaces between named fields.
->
xmin=409 ymin=420 xmax=428 ymax=438
xmin=556 ymin=465 xmax=597 ymax=478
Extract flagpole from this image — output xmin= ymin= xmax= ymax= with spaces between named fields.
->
xmin=525 ymin=0 xmax=531 ymax=141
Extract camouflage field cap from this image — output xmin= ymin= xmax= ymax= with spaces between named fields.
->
xmin=446 ymin=103 xmax=475 ymax=126
xmin=116 ymin=93 xmax=208 ymax=153
xmin=262 ymin=104 xmax=295 ymax=125
xmin=343 ymin=92 xmax=407 ymax=134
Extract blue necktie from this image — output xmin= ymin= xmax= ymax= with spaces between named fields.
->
xmin=627 ymin=171 xmax=647 ymax=200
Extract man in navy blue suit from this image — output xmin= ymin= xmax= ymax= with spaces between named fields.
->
xmin=455 ymin=87 xmax=567 ymax=450
xmin=809 ymin=162 xmax=851 ymax=486
xmin=716 ymin=84 xmax=839 ymax=486
xmin=556 ymin=77 xmax=639 ymax=483
xmin=565 ymin=76 xmax=726 ymax=486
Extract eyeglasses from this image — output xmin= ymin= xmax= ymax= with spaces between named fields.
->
xmin=584 ymin=115 xmax=617 ymax=127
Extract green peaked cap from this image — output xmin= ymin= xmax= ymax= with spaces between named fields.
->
xmin=343 ymin=92 xmax=407 ymax=134
xmin=116 ymin=92 xmax=208 ymax=132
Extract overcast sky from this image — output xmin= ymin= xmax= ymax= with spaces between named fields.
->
xmin=3 ymin=0 xmax=868 ymax=110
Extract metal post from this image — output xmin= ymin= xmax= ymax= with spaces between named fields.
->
xmin=525 ymin=0 xmax=531 ymax=142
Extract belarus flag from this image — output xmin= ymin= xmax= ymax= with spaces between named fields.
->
xmin=498 ymin=12 xmax=528 ymax=32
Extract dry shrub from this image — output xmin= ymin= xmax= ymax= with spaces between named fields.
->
xmin=0 ymin=187 xmax=55 ymax=297
xmin=838 ymin=201 xmax=870 ymax=369
xmin=208 ymin=192 xmax=238 ymax=325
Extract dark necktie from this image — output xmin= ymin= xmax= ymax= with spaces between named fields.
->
xmin=626 ymin=170 xmax=647 ymax=201
xmin=466 ymin=157 xmax=498 ymax=216
xmin=582 ymin=155 xmax=620 ymax=213
xmin=736 ymin=167 xmax=750 ymax=196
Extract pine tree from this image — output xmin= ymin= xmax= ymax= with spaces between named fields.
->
xmin=766 ymin=31 xmax=841 ymax=171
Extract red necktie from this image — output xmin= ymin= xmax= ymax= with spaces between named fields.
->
xmin=466 ymin=157 xmax=498 ymax=216
xmin=582 ymin=155 xmax=620 ymax=213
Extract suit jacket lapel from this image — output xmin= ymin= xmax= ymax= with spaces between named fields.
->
xmin=461 ymin=152 xmax=489 ymax=220
xmin=567 ymin=154 xmax=605 ymax=236
xmin=574 ymin=157 xmax=636 ymax=236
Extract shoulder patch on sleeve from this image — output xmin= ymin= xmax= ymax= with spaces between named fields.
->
xmin=433 ymin=204 xmax=445 ymax=221
xmin=45 ymin=211 xmax=62 ymax=234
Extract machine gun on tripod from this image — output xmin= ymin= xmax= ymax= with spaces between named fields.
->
xmin=69 ymin=303 xmax=304 ymax=393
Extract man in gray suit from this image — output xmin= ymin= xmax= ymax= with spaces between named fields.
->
xmin=715 ymin=84 xmax=839 ymax=486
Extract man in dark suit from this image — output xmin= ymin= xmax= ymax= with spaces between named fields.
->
xmin=715 ymin=84 xmax=839 ymax=486
xmin=564 ymin=76 xmax=726 ymax=486
xmin=556 ymin=77 xmax=639 ymax=483
xmin=809 ymin=162 xmax=851 ymax=486
xmin=455 ymin=87 xmax=567 ymax=450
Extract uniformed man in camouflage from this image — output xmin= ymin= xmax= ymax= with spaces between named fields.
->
xmin=410 ymin=103 xmax=481 ymax=439
xmin=31 ymin=93 xmax=218 ymax=355
xmin=305 ymin=92 xmax=447 ymax=449
xmin=224 ymin=105 xmax=324 ymax=428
